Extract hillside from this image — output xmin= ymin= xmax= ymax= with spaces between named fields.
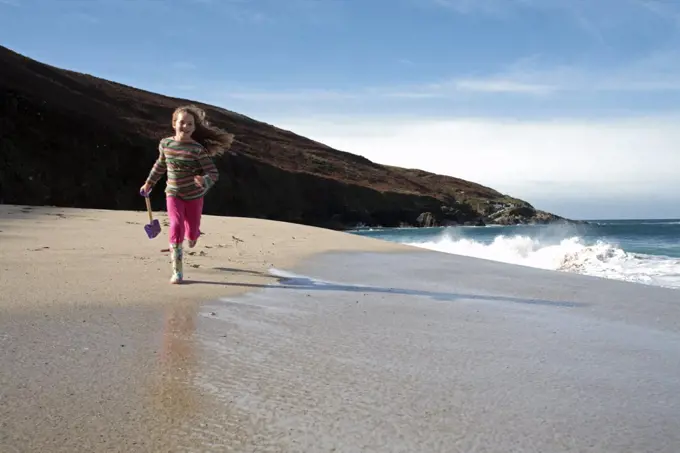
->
xmin=0 ymin=45 xmax=573 ymax=229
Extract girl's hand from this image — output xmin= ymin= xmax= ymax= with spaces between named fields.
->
xmin=194 ymin=175 xmax=205 ymax=188
xmin=140 ymin=182 xmax=152 ymax=197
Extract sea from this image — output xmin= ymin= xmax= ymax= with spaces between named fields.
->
xmin=350 ymin=219 xmax=680 ymax=291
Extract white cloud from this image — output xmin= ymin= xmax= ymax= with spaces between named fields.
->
xmin=425 ymin=0 xmax=587 ymax=20
xmin=422 ymin=0 xmax=680 ymax=48
xmin=629 ymin=0 xmax=680 ymax=25
xmin=171 ymin=61 xmax=197 ymax=70
xmin=486 ymin=51 xmax=680 ymax=93
xmin=226 ymin=89 xmax=359 ymax=102
xmin=274 ymin=114 xmax=680 ymax=217
xmin=431 ymin=0 xmax=508 ymax=14
xmin=63 ymin=11 xmax=99 ymax=23
xmin=449 ymin=79 xmax=554 ymax=94
xmin=217 ymin=50 xmax=680 ymax=107
xmin=429 ymin=0 xmax=679 ymax=19
xmin=182 ymin=0 xmax=344 ymax=24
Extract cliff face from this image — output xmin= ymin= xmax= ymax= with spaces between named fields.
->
xmin=0 ymin=46 xmax=573 ymax=229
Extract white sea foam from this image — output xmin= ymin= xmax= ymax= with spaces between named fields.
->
xmin=405 ymin=233 xmax=680 ymax=289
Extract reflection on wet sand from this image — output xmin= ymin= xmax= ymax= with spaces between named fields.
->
xmin=152 ymin=303 xmax=199 ymax=417
xmin=143 ymin=302 xmax=208 ymax=452
xmin=143 ymin=302 xmax=279 ymax=451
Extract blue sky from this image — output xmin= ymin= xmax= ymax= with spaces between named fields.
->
xmin=2 ymin=0 xmax=680 ymax=219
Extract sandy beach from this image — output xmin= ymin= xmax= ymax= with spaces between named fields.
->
xmin=0 ymin=204 xmax=411 ymax=452
xmin=0 ymin=204 xmax=412 ymax=311
xmin=2 ymin=204 xmax=680 ymax=452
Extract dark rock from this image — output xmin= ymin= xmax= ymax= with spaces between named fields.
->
xmin=416 ymin=212 xmax=435 ymax=227
xmin=507 ymin=206 xmax=536 ymax=218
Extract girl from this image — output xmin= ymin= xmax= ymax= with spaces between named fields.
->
xmin=140 ymin=105 xmax=234 ymax=284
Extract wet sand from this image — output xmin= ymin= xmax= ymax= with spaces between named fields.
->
xmin=0 ymin=204 xmax=410 ymax=452
xmin=2 ymin=205 xmax=680 ymax=452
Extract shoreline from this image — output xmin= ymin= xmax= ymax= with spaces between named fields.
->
xmin=350 ymin=220 xmax=680 ymax=291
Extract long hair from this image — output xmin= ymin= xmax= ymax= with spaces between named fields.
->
xmin=172 ymin=104 xmax=234 ymax=157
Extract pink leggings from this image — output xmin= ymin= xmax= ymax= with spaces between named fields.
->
xmin=167 ymin=196 xmax=203 ymax=245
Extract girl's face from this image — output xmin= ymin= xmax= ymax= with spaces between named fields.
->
xmin=174 ymin=111 xmax=195 ymax=140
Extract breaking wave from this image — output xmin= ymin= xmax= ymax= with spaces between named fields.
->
xmin=405 ymin=233 xmax=680 ymax=289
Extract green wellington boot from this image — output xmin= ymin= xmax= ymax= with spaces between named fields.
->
xmin=170 ymin=243 xmax=184 ymax=284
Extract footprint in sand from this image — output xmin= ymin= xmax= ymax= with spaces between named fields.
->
xmin=186 ymin=251 xmax=208 ymax=261
xmin=161 ymin=249 xmax=208 ymax=256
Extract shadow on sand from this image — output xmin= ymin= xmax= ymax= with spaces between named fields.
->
xmin=187 ymin=271 xmax=585 ymax=309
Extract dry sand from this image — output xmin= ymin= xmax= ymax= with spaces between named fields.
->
xmin=2 ymin=204 xmax=680 ymax=453
xmin=0 ymin=204 xmax=412 ymax=312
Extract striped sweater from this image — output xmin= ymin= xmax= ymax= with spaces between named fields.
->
xmin=145 ymin=137 xmax=219 ymax=200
